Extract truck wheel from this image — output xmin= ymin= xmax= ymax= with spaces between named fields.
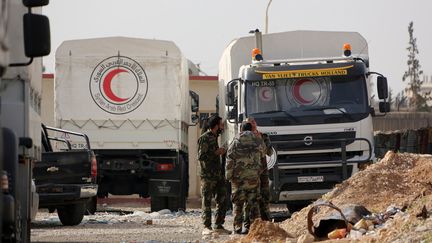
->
xmin=57 ymin=203 xmax=86 ymax=226
xmin=167 ymin=194 xmax=186 ymax=212
xmin=150 ymin=196 xmax=168 ymax=212
xmin=85 ymin=196 xmax=97 ymax=215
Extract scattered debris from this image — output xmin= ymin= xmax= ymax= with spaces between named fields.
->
xmin=416 ymin=205 xmax=429 ymax=219
xmin=281 ymin=151 xmax=432 ymax=242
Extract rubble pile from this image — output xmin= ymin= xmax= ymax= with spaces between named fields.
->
xmin=281 ymin=151 xmax=432 ymax=242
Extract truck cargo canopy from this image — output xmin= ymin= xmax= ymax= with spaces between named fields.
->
xmin=55 ymin=37 xmax=188 ymax=121
xmin=220 ymin=30 xmax=369 ymax=83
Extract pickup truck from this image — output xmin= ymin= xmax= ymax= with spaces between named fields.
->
xmin=33 ymin=125 xmax=98 ymax=226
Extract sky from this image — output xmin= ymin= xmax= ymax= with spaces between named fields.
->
xmin=44 ymin=0 xmax=432 ymax=95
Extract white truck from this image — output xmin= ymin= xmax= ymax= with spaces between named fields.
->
xmin=55 ymin=37 xmax=198 ymax=211
xmin=1 ymin=0 xmax=51 ymax=241
xmin=219 ymin=30 xmax=389 ymax=211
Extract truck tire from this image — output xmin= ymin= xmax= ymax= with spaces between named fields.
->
xmin=85 ymin=196 xmax=97 ymax=215
xmin=57 ymin=203 xmax=86 ymax=226
xmin=167 ymin=194 xmax=186 ymax=212
xmin=150 ymin=196 xmax=168 ymax=212
xmin=166 ymin=154 xmax=187 ymax=211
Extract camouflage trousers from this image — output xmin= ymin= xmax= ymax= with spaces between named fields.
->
xmin=232 ymin=185 xmax=260 ymax=232
xmin=201 ymin=178 xmax=227 ymax=228
xmin=244 ymin=170 xmax=270 ymax=229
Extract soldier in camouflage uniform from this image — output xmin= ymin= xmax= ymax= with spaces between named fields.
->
xmin=243 ymin=117 xmax=273 ymax=229
xmin=197 ymin=115 xmax=230 ymax=235
xmin=226 ymin=122 xmax=264 ymax=234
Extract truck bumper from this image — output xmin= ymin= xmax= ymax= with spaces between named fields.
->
xmin=278 ymin=189 xmax=331 ymax=201
xmin=80 ymin=185 xmax=98 ymax=198
xmin=37 ymin=184 xmax=98 ymax=207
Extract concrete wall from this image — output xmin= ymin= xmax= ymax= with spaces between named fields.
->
xmin=41 ymin=74 xmax=55 ymax=126
xmin=373 ymin=112 xmax=432 ymax=131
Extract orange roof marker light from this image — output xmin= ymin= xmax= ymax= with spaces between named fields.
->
xmin=343 ymin=43 xmax=352 ymax=57
xmin=252 ymin=48 xmax=263 ymax=61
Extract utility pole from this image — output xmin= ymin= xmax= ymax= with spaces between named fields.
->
xmin=265 ymin=0 xmax=273 ymax=34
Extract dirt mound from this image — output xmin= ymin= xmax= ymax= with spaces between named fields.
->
xmin=281 ymin=151 xmax=432 ymax=240
xmin=246 ymin=219 xmax=294 ymax=242
xmin=225 ymin=219 xmax=295 ymax=243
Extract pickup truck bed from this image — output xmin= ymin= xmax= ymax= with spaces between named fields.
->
xmin=34 ymin=125 xmax=98 ymax=226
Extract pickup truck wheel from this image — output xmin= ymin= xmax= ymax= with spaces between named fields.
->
xmin=57 ymin=203 xmax=86 ymax=226
xmin=85 ymin=196 xmax=97 ymax=215
xmin=150 ymin=196 xmax=168 ymax=212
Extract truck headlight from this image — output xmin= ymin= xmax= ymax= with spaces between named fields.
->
xmin=1 ymin=171 xmax=9 ymax=193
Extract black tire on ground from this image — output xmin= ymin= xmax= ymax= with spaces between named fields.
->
xmin=150 ymin=196 xmax=168 ymax=212
xmin=286 ymin=203 xmax=306 ymax=214
xmin=57 ymin=203 xmax=86 ymax=226
xmin=167 ymin=194 xmax=186 ymax=212
xmin=85 ymin=196 xmax=97 ymax=215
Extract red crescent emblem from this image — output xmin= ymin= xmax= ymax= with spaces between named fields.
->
xmin=293 ymin=79 xmax=313 ymax=104
xmin=103 ymin=68 xmax=129 ymax=103
xmin=259 ymin=87 xmax=273 ymax=102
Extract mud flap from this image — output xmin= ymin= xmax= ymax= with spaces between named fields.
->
xmin=149 ymin=179 xmax=181 ymax=197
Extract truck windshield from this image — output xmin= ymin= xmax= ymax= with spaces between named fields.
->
xmin=245 ymin=75 xmax=369 ymax=125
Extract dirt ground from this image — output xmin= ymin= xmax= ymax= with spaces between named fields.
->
xmin=31 ymin=202 xmax=228 ymax=242
xmin=31 ymin=199 xmax=287 ymax=243
xmin=31 ymin=152 xmax=432 ymax=242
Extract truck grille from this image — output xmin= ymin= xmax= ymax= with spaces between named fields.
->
xmin=277 ymin=151 xmax=363 ymax=164
xmin=278 ymin=166 xmax=353 ymax=177
xmin=270 ymin=131 xmax=356 ymax=151
xmin=269 ymin=165 xmax=353 ymax=183
xmin=281 ymin=181 xmax=338 ymax=191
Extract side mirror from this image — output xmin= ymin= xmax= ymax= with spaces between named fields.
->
xmin=24 ymin=13 xmax=51 ymax=58
xmin=22 ymin=0 xmax=49 ymax=7
xmin=191 ymin=114 xmax=199 ymax=124
xmin=379 ymin=102 xmax=390 ymax=113
xmin=238 ymin=113 xmax=244 ymax=123
xmin=228 ymin=108 xmax=237 ymax=120
xmin=226 ymin=80 xmax=238 ymax=106
xmin=369 ymin=107 xmax=376 ymax=117
xmin=377 ymin=76 xmax=388 ymax=100
xmin=215 ymin=95 xmax=219 ymax=114
xmin=189 ymin=90 xmax=199 ymax=112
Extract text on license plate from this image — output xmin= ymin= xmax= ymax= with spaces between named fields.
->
xmin=297 ymin=176 xmax=324 ymax=183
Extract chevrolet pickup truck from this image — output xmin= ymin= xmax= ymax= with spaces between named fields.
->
xmin=33 ymin=125 xmax=98 ymax=226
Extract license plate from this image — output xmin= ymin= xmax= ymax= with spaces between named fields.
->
xmin=297 ymin=176 xmax=324 ymax=183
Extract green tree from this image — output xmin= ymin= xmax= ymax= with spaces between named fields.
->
xmin=395 ymin=91 xmax=407 ymax=111
xmin=402 ymin=21 xmax=429 ymax=111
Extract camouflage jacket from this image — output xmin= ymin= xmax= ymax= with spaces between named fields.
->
xmin=225 ymin=131 xmax=265 ymax=188
xmin=258 ymin=133 xmax=273 ymax=171
xmin=261 ymin=133 xmax=273 ymax=156
xmin=197 ymin=130 xmax=223 ymax=179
